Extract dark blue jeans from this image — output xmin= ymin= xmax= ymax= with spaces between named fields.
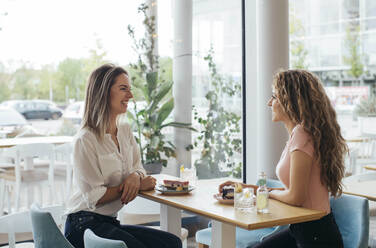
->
xmin=253 ymin=212 xmax=343 ymax=248
xmin=64 ymin=211 xmax=182 ymax=248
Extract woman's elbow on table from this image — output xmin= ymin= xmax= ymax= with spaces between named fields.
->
xmin=270 ymin=189 xmax=306 ymax=207
xmin=288 ymin=192 xmax=306 ymax=207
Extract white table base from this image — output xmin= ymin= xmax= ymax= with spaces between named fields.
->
xmin=212 ymin=220 xmax=236 ymax=248
xmin=160 ymin=204 xmax=182 ymax=239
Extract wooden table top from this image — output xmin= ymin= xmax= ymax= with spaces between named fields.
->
xmin=364 ymin=165 xmax=376 ymax=171
xmin=139 ymin=174 xmax=326 ymax=230
xmin=0 ymin=136 xmax=74 ymax=148
xmin=346 ymin=137 xmax=366 ymax=143
xmin=343 ymin=180 xmax=376 ymax=201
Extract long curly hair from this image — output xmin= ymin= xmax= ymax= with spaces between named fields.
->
xmin=273 ymin=69 xmax=348 ymax=197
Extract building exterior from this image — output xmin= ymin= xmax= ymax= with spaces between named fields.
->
xmin=290 ymin=0 xmax=376 ymax=95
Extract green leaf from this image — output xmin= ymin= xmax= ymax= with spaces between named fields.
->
xmin=149 ymin=81 xmax=172 ymax=112
xmin=156 ymin=98 xmax=174 ymax=127
xmin=160 ymin=121 xmax=197 ymax=131
xmin=146 ymin=71 xmax=158 ymax=96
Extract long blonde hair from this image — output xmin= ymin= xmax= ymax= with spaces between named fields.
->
xmin=273 ymin=69 xmax=348 ymax=197
xmin=82 ymin=64 xmax=128 ymax=140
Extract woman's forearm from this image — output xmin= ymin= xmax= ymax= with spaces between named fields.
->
xmin=243 ymin=184 xmax=284 ymax=192
xmin=269 ymin=189 xmax=303 ymax=206
xmin=96 ymin=185 xmax=122 ymax=206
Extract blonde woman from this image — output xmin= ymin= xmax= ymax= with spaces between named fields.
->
xmin=64 ymin=64 xmax=182 ymax=248
xmin=220 ymin=69 xmax=347 ymax=247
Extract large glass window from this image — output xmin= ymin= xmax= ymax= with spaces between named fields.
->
xmin=290 ymin=0 xmax=376 ymax=178
xmin=192 ymin=0 xmax=243 ymax=179
xmin=363 ymin=33 xmax=376 ymax=65
xmin=0 ymin=0 xmax=243 ymax=180
xmin=365 ymin=0 xmax=376 ymax=30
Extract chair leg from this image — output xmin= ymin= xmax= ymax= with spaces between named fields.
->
xmin=7 ymin=185 xmax=12 ymax=214
xmin=198 ymin=243 xmax=209 ymax=248
xmin=27 ymin=186 xmax=34 ymax=208
xmin=0 ymin=179 xmax=5 ymax=216
xmin=14 ymin=183 xmax=21 ymax=212
xmin=38 ymin=184 xmax=43 ymax=205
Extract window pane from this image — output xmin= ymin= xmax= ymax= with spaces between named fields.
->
xmin=193 ymin=0 xmax=243 ymax=179
xmin=290 ymin=0 xmax=376 ymax=178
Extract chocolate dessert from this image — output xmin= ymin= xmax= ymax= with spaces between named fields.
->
xmin=222 ymin=186 xmax=234 ymax=199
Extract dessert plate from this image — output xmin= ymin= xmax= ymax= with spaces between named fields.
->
xmin=213 ymin=193 xmax=234 ymax=205
xmin=156 ymin=184 xmax=195 ymax=195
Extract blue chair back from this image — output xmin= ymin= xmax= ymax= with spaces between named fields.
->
xmin=30 ymin=203 xmax=74 ymax=248
xmin=330 ymin=194 xmax=369 ymax=248
xmin=84 ymin=228 xmax=128 ymax=248
xmin=256 ymin=178 xmax=284 ymax=188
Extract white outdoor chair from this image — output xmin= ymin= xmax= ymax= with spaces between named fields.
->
xmin=0 ymin=204 xmax=64 ymax=248
xmin=0 ymin=143 xmax=55 ymax=215
xmin=355 ymin=136 xmax=376 ymax=174
xmin=53 ymin=143 xmax=74 ymax=203
xmin=344 ymin=148 xmax=358 ymax=176
xmin=342 ymin=172 xmax=376 ymax=183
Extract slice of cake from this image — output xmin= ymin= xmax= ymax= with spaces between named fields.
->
xmin=222 ymin=186 xmax=234 ymax=199
xmin=163 ymin=180 xmax=189 ymax=191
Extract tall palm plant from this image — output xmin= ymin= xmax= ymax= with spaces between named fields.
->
xmin=127 ymin=3 xmax=194 ymax=168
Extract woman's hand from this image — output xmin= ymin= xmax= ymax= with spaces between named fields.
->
xmin=140 ymin=176 xmax=156 ymax=191
xmin=119 ymin=172 xmax=141 ymax=204
xmin=219 ymin=181 xmax=260 ymax=193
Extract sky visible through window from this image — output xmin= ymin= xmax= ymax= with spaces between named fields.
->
xmin=0 ymin=0 xmax=172 ymax=71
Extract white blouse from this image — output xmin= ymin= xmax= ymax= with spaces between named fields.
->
xmin=65 ymin=123 xmax=146 ymax=217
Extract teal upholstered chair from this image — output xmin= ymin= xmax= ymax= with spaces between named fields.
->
xmin=330 ymin=194 xmax=369 ymax=248
xmin=196 ymin=179 xmax=287 ymax=248
xmin=84 ymin=228 xmax=128 ymax=248
xmin=30 ymin=203 xmax=74 ymax=248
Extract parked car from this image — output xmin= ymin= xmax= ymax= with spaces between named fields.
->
xmin=1 ymin=100 xmax=63 ymax=120
xmin=0 ymin=106 xmax=32 ymax=138
xmin=63 ymin=100 xmax=147 ymax=125
xmin=63 ymin=101 xmax=84 ymax=124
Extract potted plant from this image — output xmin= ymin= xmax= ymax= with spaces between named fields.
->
xmin=187 ymin=48 xmax=242 ymax=179
xmin=126 ymin=3 xmax=195 ymax=174
xmin=354 ymin=96 xmax=376 ymax=134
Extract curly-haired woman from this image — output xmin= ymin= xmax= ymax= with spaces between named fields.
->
xmin=220 ymin=69 xmax=347 ymax=247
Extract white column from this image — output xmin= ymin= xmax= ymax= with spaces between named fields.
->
xmin=245 ymin=0 xmax=258 ymax=184
xmin=172 ymin=0 xmax=192 ymax=176
xmin=257 ymin=0 xmax=289 ymax=178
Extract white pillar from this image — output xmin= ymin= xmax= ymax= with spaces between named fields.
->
xmin=257 ymin=0 xmax=289 ymax=178
xmin=245 ymin=0 xmax=258 ymax=184
xmin=172 ymin=0 xmax=192 ymax=175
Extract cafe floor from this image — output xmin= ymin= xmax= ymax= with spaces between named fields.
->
xmin=1 ymin=198 xmax=376 ymax=247
xmin=1 ymin=216 xmax=376 ymax=247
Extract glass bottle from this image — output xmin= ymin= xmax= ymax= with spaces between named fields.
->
xmin=256 ymin=171 xmax=269 ymax=213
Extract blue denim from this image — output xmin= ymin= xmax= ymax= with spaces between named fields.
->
xmin=64 ymin=211 xmax=182 ymax=248
xmin=254 ymin=212 xmax=343 ymax=248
